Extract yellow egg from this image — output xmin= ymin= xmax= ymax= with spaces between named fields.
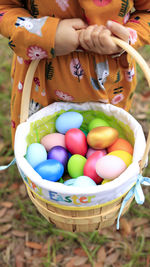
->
xmin=108 ymin=150 xmax=133 ymax=167
xmin=102 ymin=179 xmax=111 ymax=185
xmin=87 ymin=126 xmax=119 ymax=149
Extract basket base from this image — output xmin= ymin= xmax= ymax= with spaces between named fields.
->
xmin=27 ymin=188 xmax=133 ymax=232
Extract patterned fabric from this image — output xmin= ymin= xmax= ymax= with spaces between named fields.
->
xmin=0 ymin=0 xmax=150 ymax=146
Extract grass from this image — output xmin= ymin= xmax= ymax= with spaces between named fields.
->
xmin=0 ymin=37 xmax=150 ymax=267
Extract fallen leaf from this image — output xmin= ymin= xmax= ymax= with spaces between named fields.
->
xmin=137 ymin=228 xmax=150 ymax=238
xmin=74 ymin=256 xmax=88 ymax=266
xmin=130 ymin=218 xmax=149 ymax=228
xmin=0 ymin=209 xmax=16 ymax=223
xmin=65 ymin=258 xmax=76 ymax=267
xmin=0 ymin=224 xmax=12 ymax=234
xmin=0 ymin=156 xmax=14 ymax=165
xmin=9 ymin=183 xmax=20 ymax=191
xmin=0 ymin=239 xmax=8 ymax=251
xmin=56 ymin=254 xmax=64 ymax=263
xmin=19 ymin=184 xmax=27 ymax=198
xmin=0 ymin=208 xmax=7 ymax=218
xmin=1 ymin=201 xmax=13 ymax=208
xmin=120 ymin=218 xmax=132 ymax=236
xmin=104 ymin=251 xmax=120 ymax=266
xmin=97 ymin=246 xmax=106 ymax=263
xmin=15 ymin=254 xmax=24 ymax=267
xmin=94 ymin=263 xmax=103 ymax=267
xmin=74 ymin=247 xmax=87 ymax=257
xmin=25 ymin=241 xmax=43 ymax=250
xmin=12 ymin=230 xmax=27 ymax=238
xmin=0 ymin=182 xmax=8 ymax=189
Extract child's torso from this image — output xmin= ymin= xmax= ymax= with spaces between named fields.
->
xmin=26 ymin=0 xmax=134 ymax=25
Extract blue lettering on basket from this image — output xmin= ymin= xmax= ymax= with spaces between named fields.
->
xmin=48 ymin=191 xmax=95 ymax=205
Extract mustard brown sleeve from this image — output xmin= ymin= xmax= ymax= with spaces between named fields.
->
xmin=125 ymin=1 xmax=150 ymax=49
xmin=0 ymin=0 xmax=60 ymax=59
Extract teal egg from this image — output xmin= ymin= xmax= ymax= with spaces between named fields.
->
xmin=67 ymin=154 xmax=87 ymax=178
xmin=56 ymin=112 xmax=83 ymax=134
xmin=26 ymin=143 xmax=47 ymax=168
xmin=64 ymin=176 xmax=97 ymax=187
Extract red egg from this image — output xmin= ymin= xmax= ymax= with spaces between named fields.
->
xmin=83 ymin=151 xmax=104 ymax=184
xmin=65 ymin=128 xmax=88 ymax=156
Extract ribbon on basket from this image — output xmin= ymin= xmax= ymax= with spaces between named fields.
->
xmin=0 ymin=158 xmax=16 ymax=171
xmin=117 ymin=174 xmax=150 ymax=230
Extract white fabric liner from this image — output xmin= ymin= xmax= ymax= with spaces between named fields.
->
xmin=14 ymin=102 xmax=146 ymax=207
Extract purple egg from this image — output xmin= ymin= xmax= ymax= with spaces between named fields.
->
xmin=47 ymin=146 xmax=69 ymax=168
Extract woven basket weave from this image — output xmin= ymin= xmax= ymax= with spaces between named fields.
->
xmin=14 ymin=37 xmax=150 ymax=232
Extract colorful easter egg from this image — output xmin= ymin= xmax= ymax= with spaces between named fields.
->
xmin=86 ymin=147 xmax=107 ymax=159
xmin=107 ymin=138 xmax=133 ymax=155
xmin=34 ymin=159 xmax=64 ymax=182
xmin=55 ymin=111 xmax=83 ymax=134
xmin=65 ymin=128 xmax=88 ymax=156
xmin=64 ymin=176 xmax=97 ymax=187
xmin=96 ymin=155 xmax=127 ymax=180
xmin=87 ymin=126 xmax=118 ymax=149
xmin=47 ymin=146 xmax=69 ymax=168
xmin=108 ymin=150 xmax=133 ymax=167
xmin=102 ymin=179 xmax=111 ymax=185
xmin=84 ymin=151 xmax=104 ymax=184
xmin=88 ymin=118 xmax=110 ymax=132
xmin=26 ymin=143 xmax=47 ymax=168
xmin=41 ymin=133 xmax=66 ymax=151
xmin=67 ymin=154 xmax=87 ymax=178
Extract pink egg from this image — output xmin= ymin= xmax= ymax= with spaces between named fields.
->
xmin=65 ymin=128 xmax=88 ymax=156
xmin=96 ymin=155 xmax=127 ymax=180
xmin=86 ymin=148 xmax=107 ymax=159
xmin=83 ymin=151 xmax=104 ymax=184
xmin=41 ymin=133 xmax=66 ymax=151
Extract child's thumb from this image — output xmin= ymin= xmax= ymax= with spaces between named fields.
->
xmin=71 ymin=18 xmax=88 ymax=30
xmin=106 ymin=20 xmax=129 ymax=42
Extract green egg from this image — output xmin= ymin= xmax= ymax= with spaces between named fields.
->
xmin=67 ymin=154 xmax=87 ymax=178
xmin=88 ymin=118 xmax=110 ymax=132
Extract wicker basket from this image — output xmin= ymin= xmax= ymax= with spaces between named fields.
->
xmin=14 ymin=38 xmax=150 ymax=232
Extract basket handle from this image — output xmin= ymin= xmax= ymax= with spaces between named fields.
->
xmin=20 ymin=37 xmax=150 ymax=173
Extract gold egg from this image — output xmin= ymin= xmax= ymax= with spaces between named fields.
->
xmin=87 ymin=126 xmax=119 ymax=149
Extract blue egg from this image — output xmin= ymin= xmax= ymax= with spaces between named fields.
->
xmin=55 ymin=112 xmax=83 ymax=134
xmin=26 ymin=143 xmax=47 ymax=168
xmin=73 ymin=176 xmax=97 ymax=187
xmin=64 ymin=179 xmax=76 ymax=186
xmin=64 ymin=176 xmax=97 ymax=187
xmin=34 ymin=159 xmax=64 ymax=182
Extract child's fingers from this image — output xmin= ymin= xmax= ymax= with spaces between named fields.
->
xmin=106 ymin=20 xmax=129 ymax=42
xmin=98 ymin=28 xmax=118 ymax=54
xmin=91 ymin=25 xmax=106 ymax=48
xmin=79 ymin=25 xmax=97 ymax=50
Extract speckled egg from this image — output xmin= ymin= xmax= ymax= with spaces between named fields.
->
xmin=87 ymin=126 xmax=119 ymax=149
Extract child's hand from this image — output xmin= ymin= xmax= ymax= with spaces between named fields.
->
xmin=78 ymin=21 xmax=129 ymax=55
xmin=55 ymin=19 xmax=87 ymax=56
